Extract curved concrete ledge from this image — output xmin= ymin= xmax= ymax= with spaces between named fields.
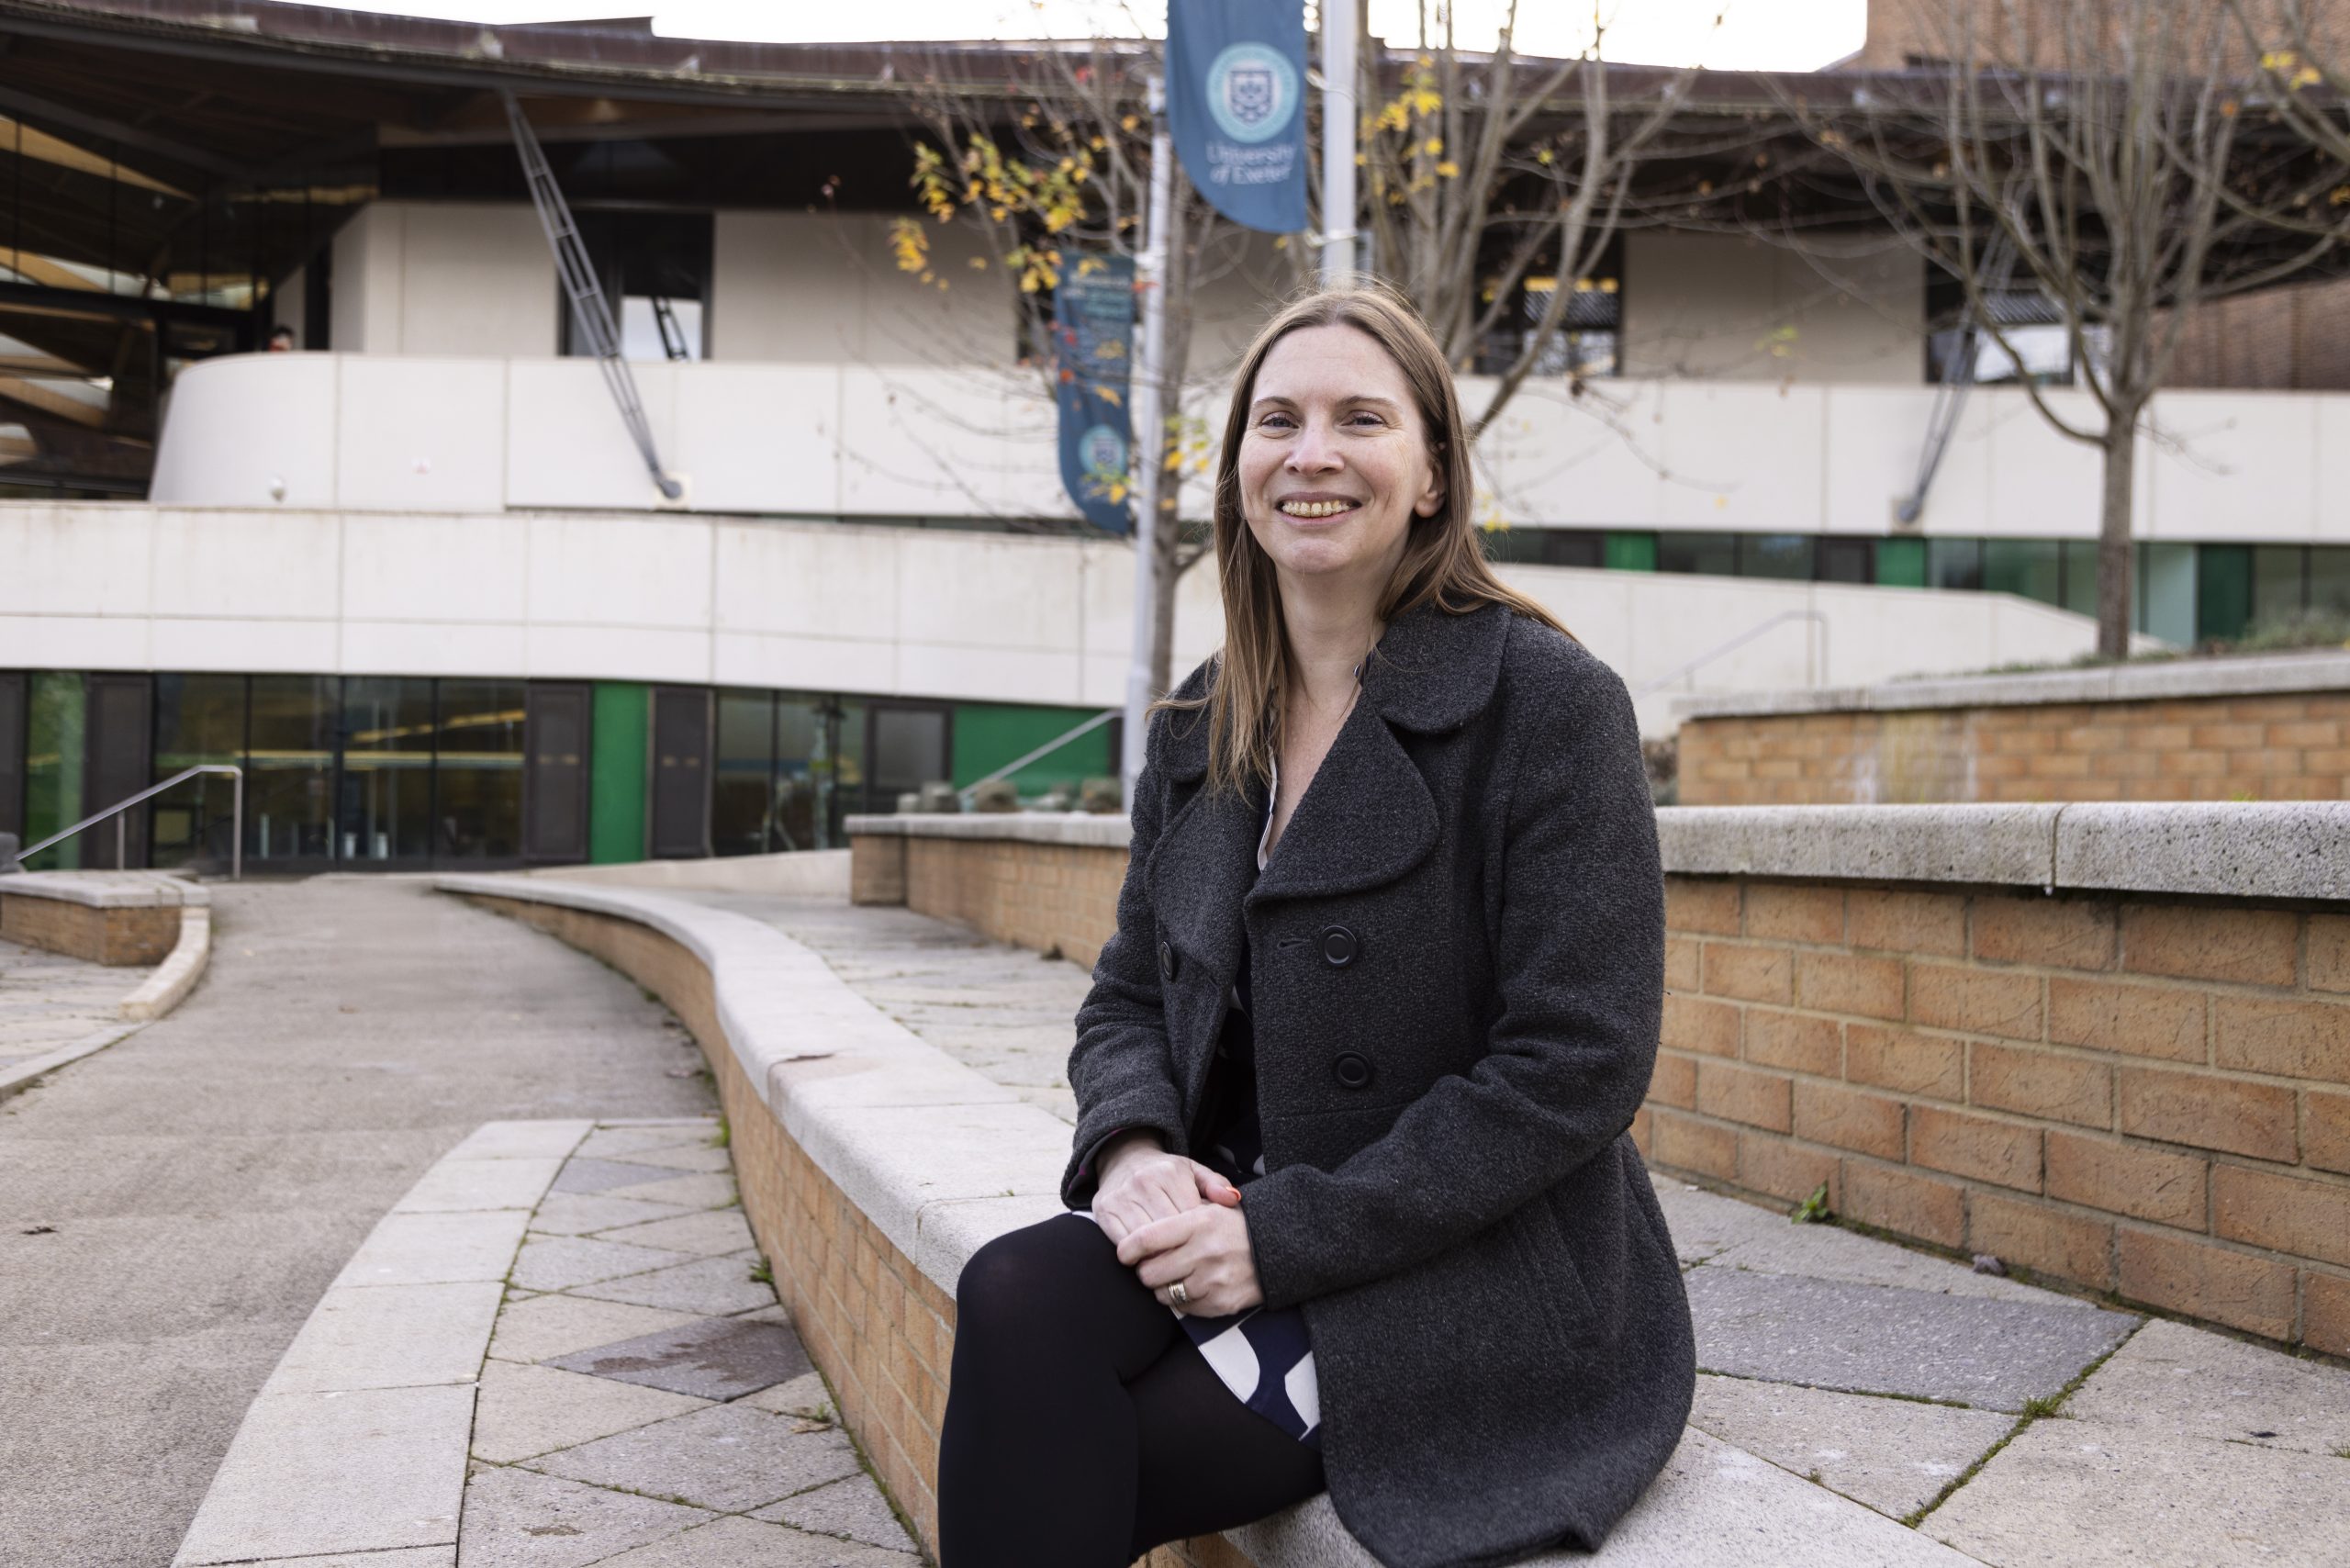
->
xmin=857 ymin=801 xmax=2350 ymax=902
xmin=121 ymin=905 xmax=211 ymax=1022
xmin=1673 ymin=648 xmax=2350 ymax=721
xmin=845 ymin=811 xmax=1130 ymax=847
xmin=0 ymin=868 xmax=209 ymax=908
xmin=431 ymin=872 xmax=1988 ymax=1568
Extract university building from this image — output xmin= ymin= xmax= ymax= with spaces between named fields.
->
xmin=4 ymin=0 xmax=2346 ymax=872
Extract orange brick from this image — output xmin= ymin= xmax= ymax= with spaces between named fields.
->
xmin=2212 ymin=1165 xmax=2350 ymax=1270
xmin=2118 ymin=1226 xmax=2298 ymax=1341
xmin=1744 ymin=1010 xmax=1841 ymax=1076
xmin=1970 ymin=1042 xmax=2113 ymax=1128
xmin=1704 ymin=942 xmax=1794 ymax=1005
xmin=1842 ymin=896 xmax=1945 ymax=951
xmin=2191 ymin=722 xmax=2265 ymax=750
xmin=1796 ymin=952 xmax=1905 ymax=1020
xmin=2312 ymin=912 xmax=2350 ymax=1001
xmin=1665 ymin=935 xmax=1702 ymax=992
xmin=2045 ymin=1131 xmax=2206 ymax=1228
xmin=1847 ymin=1023 xmax=1965 ymax=1099
xmin=2309 ymin=1092 xmax=2350 ymax=1177
xmin=1653 ymin=1108 xmax=1737 ymax=1180
xmin=1744 ymin=883 xmax=1845 ymax=944
xmin=1666 ymin=877 xmax=1741 ymax=935
xmin=2265 ymin=719 xmax=2339 ymax=748
xmin=1649 ymin=1051 xmax=1698 ymax=1110
xmin=2306 ymin=1271 xmax=2350 ymax=1356
xmin=2046 ymin=976 xmax=2207 ymax=1063
xmin=1793 ymin=1080 xmax=1906 ymax=1159
xmin=2213 ymin=996 xmax=2350 ymax=1085
xmin=1662 ymin=995 xmax=1740 ymax=1058
xmin=1968 ymin=1190 xmax=2115 ymax=1288
xmin=1696 ymin=1061 xmax=1795 ymax=1133
xmin=1911 ymin=1104 xmax=2042 ymax=1192
xmin=1843 ymin=1161 xmax=1967 ymax=1249
xmin=2119 ymin=1068 xmax=2298 ymax=1161
xmin=2121 ymin=905 xmax=2298 ymax=988
xmin=1910 ymin=963 xmax=2044 ymax=1043
xmin=1736 ymin=1133 xmax=1841 ymax=1206
xmin=2155 ymin=749 xmax=2228 ymax=778
xmin=1972 ymin=897 xmax=2117 ymax=971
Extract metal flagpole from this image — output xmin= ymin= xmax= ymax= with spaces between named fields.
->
xmin=1320 ymin=0 xmax=1359 ymax=283
xmin=1122 ymin=74 xmax=1176 ymax=802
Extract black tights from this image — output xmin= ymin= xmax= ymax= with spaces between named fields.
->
xmin=938 ymin=1213 xmax=1327 ymax=1566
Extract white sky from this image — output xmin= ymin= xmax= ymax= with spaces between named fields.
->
xmin=310 ymin=2 xmax=1869 ymax=72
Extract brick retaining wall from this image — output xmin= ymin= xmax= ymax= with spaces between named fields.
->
xmin=461 ymin=891 xmax=1250 ymax=1568
xmin=1 ymin=890 xmax=180 ymax=965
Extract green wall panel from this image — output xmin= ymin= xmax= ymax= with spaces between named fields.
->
xmin=1876 ymin=536 xmax=1927 ymax=588
xmin=23 ymin=672 xmax=84 ymax=871
xmin=1604 ymin=532 xmax=1657 ymax=572
xmin=2196 ymin=543 xmax=2252 ymax=644
xmin=589 ymin=682 xmax=649 ymax=864
xmin=951 ymin=703 xmax=1112 ymax=794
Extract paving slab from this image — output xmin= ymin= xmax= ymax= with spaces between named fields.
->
xmin=550 ymin=1157 xmax=682 ymax=1195
xmin=592 ymin=1206 xmax=756 ymax=1258
xmin=470 ymin=1361 xmax=711 ymax=1465
xmin=2063 ymin=1318 xmax=2350 ymax=1456
xmin=1702 ymin=1220 xmax=2072 ymax=1305
xmin=509 ymin=1235 xmax=697 ymax=1293
xmin=522 ymin=1404 xmax=863 ymax=1513
xmin=751 ymin=1475 xmax=920 ymax=1552
xmin=740 ymin=1371 xmax=833 ymax=1419
xmin=174 ymin=1383 xmax=475 ymax=1565
xmin=1923 ymin=1415 xmax=2350 ymax=1567
xmin=456 ymin=1464 xmax=712 ymax=1568
xmin=263 ymin=1282 xmax=506 ymax=1394
xmin=1688 ymin=1268 xmax=2138 ymax=1411
xmin=617 ymin=1143 xmax=734 ymax=1174
xmin=603 ymin=1170 xmax=739 ymax=1209
xmin=1230 ymin=1428 xmax=1983 ymax=1567
xmin=574 ymin=1124 xmax=718 ymax=1160
xmin=528 ymin=1192 xmax=694 ymax=1238
xmin=247 ymin=1551 xmax=453 ymax=1568
xmin=545 ymin=1315 xmax=812 ymax=1401
xmin=570 ymin=1251 xmax=777 ymax=1316
xmin=397 ymin=1158 xmax=568 ymax=1215
xmin=589 ymin=1515 xmax=918 ymax=1566
xmin=443 ymin=1122 xmax=596 ymax=1161
xmin=1651 ymin=1179 xmax=1795 ymax=1265
xmin=487 ymin=1294 xmax=704 ymax=1365
xmin=1688 ymin=1373 xmax=2015 ymax=1519
xmin=334 ymin=1211 xmax=535 ymax=1289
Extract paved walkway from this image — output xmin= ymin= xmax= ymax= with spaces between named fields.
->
xmin=0 ymin=934 xmax=151 ymax=1076
xmin=678 ymin=890 xmax=2350 ymax=1566
xmin=0 ymin=880 xmax=713 ymax=1568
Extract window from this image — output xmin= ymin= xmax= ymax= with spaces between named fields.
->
xmin=1740 ymin=534 xmax=1815 ymax=581
xmin=563 ymin=212 xmax=712 ymax=361
xmin=1818 ymin=537 xmax=1874 ymax=584
xmin=151 ymin=674 xmax=247 ymax=873
xmin=1928 ymin=537 xmax=1984 ymax=591
xmin=1926 ymin=276 xmax=2104 ymax=387
xmin=713 ymin=689 xmax=778 ymax=857
xmin=1656 ymin=532 xmax=1738 ymax=577
xmin=248 ymin=676 xmax=337 ymax=868
xmin=1984 ymin=540 xmax=2063 ymax=608
xmin=435 ymin=679 xmax=524 ymax=862
xmin=340 ymin=678 xmax=436 ymax=865
xmin=1481 ymin=528 xmax=1604 ymax=568
xmin=1472 ymin=236 xmax=1622 ymax=378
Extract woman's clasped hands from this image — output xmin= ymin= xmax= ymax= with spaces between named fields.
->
xmin=1091 ymin=1129 xmax=1265 ymax=1318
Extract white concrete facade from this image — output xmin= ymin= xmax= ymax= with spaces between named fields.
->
xmin=148 ymin=349 xmax=2350 ymax=546
xmin=1 ymin=502 xmax=2123 ymax=736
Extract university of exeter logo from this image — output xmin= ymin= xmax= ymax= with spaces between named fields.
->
xmin=1205 ymin=41 xmax=1298 ymax=144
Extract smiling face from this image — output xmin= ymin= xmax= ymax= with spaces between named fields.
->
xmin=1237 ymin=323 xmax=1446 ymax=595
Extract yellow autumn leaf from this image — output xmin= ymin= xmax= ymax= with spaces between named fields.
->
xmin=1436 ymin=160 xmax=1460 ymax=179
xmin=1411 ymin=89 xmax=1441 ymax=116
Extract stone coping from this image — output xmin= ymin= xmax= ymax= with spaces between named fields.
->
xmin=845 ymin=803 xmax=2350 ymax=902
xmin=845 ymin=812 xmax=1130 ymax=847
xmin=431 ymin=873 xmax=1987 ymax=1568
xmin=0 ymin=869 xmax=210 ymax=908
xmin=1672 ymin=649 xmax=2350 ymax=722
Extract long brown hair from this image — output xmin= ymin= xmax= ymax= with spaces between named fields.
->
xmin=1157 ymin=281 xmax=1574 ymax=797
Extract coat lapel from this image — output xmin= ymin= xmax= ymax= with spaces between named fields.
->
xmin=1246 ymin=699 xmax=1438 ymax=906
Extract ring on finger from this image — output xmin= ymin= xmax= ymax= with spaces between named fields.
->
xmin=1167 ymin=1280 xmax=1191 ymax=1310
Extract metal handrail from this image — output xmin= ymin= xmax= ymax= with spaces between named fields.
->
xmin=958 ymin=708 xmax=1120 ymax=805
xmin=1632 ymin=610 xmax=1829 ymax=699
xmin=13 ymin=765 xmax=243 ymax=879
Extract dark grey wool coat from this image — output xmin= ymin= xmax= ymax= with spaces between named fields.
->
xmin=1059 ymin=598 xmax=1694 ymax=1568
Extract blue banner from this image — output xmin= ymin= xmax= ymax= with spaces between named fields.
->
xmin=1168 ymin=0 xmax=1308 ymax=234
xmin=1054 ymin=252 xmax=1136 ymax=534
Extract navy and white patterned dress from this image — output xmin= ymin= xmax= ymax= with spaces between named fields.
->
xmin=1174 ymin=756 xmax=1320 ymax=1447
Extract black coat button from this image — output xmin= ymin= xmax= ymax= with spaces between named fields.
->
xmin=1158 ymin=939 xmax=1179 ymax=981
xmin=1320 ymin=924 xmax=1360 ymax=968
xmin=1333 ymin=1052 xmax=1373 ymax=1090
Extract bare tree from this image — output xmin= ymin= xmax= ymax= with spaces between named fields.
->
xmin=1358 ymin=3 xmax=1724 ymax=440
xmin=890 ymin=40 xmax=1284 ymax=702
xmin=1788 ymin=0 xmax=2346 ymax=656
